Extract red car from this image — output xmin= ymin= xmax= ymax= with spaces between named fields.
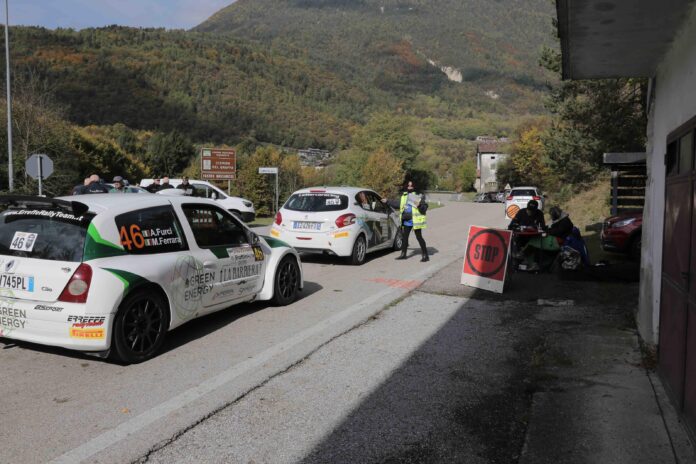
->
xmin=600 ymin=211 xmax=642 ymax=259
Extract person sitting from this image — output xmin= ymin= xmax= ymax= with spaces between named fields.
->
xmin=547 ymin=206 xmax=574 ymax=241
xmin=508 ymin=200 xmax=546 ymax=231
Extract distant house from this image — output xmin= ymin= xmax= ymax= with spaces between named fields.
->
xmin=475 ymin=140 xmax=509 ymax=193
xmin=557 ymin=0 xmax=696 ymax=436
xmin=298 ymin=148 xmax=333 ymax=167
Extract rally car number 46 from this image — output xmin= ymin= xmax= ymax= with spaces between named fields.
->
xmin=0 ymin=195 xmax=303 ymax=363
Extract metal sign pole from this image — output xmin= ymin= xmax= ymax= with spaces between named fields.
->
xmin=228 ymin=179 xmax=231 ymax=196
xmin=5 ymin=0 xmax=12 ymax=192
xmin=275 ymin=172 xmax=279 ymax=214
xmin=37 ymin=155 xmax=42 ymax=196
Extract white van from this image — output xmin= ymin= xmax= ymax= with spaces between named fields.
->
xmin=139 ymin=179 xmax=255 ymax=222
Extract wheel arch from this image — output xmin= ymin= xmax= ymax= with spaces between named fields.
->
xmin=121 ymin=281 xmax=173 ymax=329
xmin=257 ymin=249 xmax=304 ymax=301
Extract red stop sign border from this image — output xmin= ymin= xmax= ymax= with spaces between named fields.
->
xmin=465 ymin=228 xmax=508 ymax=278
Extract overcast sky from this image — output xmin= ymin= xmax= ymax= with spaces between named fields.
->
xmin=11 ymin=0 xmax=234 ymax=30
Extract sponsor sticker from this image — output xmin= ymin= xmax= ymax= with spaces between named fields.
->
xmin=34 ymin=304 xmax=63 ymax=312
xmin=10 ymin=231 xmax=38 ymax=252
xmin=252 ymin=246 xmax=264 ymax=261
xmin=70 ymin=326 xmax=105 ymax=339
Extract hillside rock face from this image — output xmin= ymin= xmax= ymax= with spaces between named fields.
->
xmin=196 ymin=0 xmax=555 ymax=97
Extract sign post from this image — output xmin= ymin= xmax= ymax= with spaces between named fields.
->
xmin=25 ymin=153 xmax=54 ymax=196
xmin=461 ymin=225 xmax=512 ymax=293
xmin=200 ymin=147 xmax=236 ymax=181
xmin=258 ymin=167 xmax=279 ymax=214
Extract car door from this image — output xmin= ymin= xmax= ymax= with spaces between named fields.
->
xmin=366 ymin=191 xmax=392 ymax=248
xmin=355 ymin=191 xmax=381 ymax=249
xmin=179 ymin=203 xmax=266 ymax=311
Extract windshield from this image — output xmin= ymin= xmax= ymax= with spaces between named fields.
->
xmin=0 ymin=208 xmax=94 ymax=262
xmin=284 ymin=193 xmax=349 ymax=212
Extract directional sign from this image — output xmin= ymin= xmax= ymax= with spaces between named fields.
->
xmin=201 ymin=147 xmax=236 ymax=180
xmin=258 ymin=167 xmax=278 ymax=174
xmin=461 ymin=225 xmax=512 ymax=293
xmin=26 ymin=154 xmax=53 ymax=180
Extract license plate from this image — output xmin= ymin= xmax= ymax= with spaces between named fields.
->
xmin=0 ymin=273 xmax=34 ymax=292
xmin=293 ymin=221 xmax=321 ymax=231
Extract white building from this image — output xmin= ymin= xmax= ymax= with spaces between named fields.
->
xmin=558 ymin=0 xmax=696 ymax=436
xmin=475 ymin=140 xmax=509 ymax=193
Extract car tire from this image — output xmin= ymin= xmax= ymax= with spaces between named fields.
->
xmin=350 ymin=235 xmax=367 ymax=265
xmin=111 ymin=289 xmax=170 ymax=364
xmin=393 ymin=229 xmax=404 ymax=251
xmin=272 ymin=255 xmax=300 ymax=306
xmin=630 ymin=234 xmax=642 ymax=261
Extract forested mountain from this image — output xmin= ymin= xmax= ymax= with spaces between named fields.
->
xmin=197 ymin=0 xmax=555 ymax=111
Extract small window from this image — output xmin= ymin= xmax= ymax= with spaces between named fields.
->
xmin=115 ymin=206 xmax=188 ymax=255
xmin=666 ymin=141 xmax=678 ymax=177
xmin=367 ymin=192 xmax=388 ymax=214
xmin=679 ymin=132 xmax=694 ymax=174
xmin=182 ymin=204 xmax=248 ymax=248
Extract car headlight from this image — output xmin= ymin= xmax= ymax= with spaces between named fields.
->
xmin=242 ymin=201 xmax=253 ymax=208
xmin=612 ymin=218 xmax=637 ymax=228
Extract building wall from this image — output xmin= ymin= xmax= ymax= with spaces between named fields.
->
xmin=639 ymin=2 xmax=696 ymax=344
xmin=478 ymin=153 xmax=508 ymax=192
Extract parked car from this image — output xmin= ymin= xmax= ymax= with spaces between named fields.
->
xmin=601 ymin=211 xmax=642 ymax=260
xmin=270 ymin=187 xmax=402 ymax=265
xmin=504 ymin=186 xmax=545 ymax=219
xmin=473 ymin=192 xmax=497 ymax=203
xmin=495 ymin=191 xmax=506 ymax=203
xmin=0 ymin=194 xmax=302 ymax=363
xmin=140 ymin=179 xmax=255 ymax=222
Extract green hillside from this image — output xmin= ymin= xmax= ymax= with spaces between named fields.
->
xmin=197 ymin=0 xmax=556 ymax=112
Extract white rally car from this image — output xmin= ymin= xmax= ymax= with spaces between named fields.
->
xmin=0 ymin=194 xmax=302 ymax=363
xmin=270 ymin=187 xmax=403 ymax=265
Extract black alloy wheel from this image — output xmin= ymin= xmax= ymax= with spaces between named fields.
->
xmin=112 ymin=290 xmax=169 ymax=364
xmin=273 ymin=256 xmax=300 ymax=306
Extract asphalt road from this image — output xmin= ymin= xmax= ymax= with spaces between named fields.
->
xmin=0 ymin=201 xmax=506 ymax=464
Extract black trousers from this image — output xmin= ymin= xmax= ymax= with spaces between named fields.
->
xmin=402 ymin=225 xmax=427 ymax=254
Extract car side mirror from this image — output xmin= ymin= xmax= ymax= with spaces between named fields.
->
xmin=247 ymin=230 xmax=260 ymax=245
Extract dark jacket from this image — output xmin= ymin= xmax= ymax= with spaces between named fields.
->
xmin=548 ymin=215 xmax=574 ymax=238
xmin=508 ymin=208 xmax=546 ymax=230
xmin=83 ymin=181 xmax=110 ymax=194
xmin=146 ymin=183 xmax=161 ymax=193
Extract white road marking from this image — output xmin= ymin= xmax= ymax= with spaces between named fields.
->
xmin=50 ymin=260 xmax=453 ymax=464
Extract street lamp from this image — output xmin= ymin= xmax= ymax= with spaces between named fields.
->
xmin=4 ymin=0 xmax=12 ymax=192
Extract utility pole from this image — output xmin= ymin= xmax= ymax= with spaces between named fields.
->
xmin=4 ymin=0 xmax=12 ymax=192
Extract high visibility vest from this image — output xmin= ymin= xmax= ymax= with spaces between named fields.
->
xmin=400 ymin=192 xmax=427 ymax=230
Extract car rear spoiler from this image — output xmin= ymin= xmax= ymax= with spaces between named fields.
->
xmin=0 ymin=195 xmax=90 ymax=216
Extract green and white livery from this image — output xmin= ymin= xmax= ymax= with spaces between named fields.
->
xmin=0 ymin=195 xmax=302 ymax=363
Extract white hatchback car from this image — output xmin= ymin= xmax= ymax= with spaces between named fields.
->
xmin=0 ymin=194 xmax=302 ymax=363
xmin=270 ymin=187 xmax=403 ymax=265
xmin=504 ymin=186 xmax=545 ymax=219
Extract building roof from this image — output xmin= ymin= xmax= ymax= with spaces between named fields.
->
xmin=477 ymin=143 xmax=500 ymax=154
xmin=557 ymin=0 xmax=696 ymax=79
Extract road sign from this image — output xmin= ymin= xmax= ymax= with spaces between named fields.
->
xmin=26 ymin=153 xmax=53 ymax=180
xmin=461 ymin=226 xmax=512 ymax=293
xmin=506 ymin=204 xmax=520 ymax=219
xmin=200 ymin=147 xmax=236 ymax=180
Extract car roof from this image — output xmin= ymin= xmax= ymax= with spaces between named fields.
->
xmin=56 ymin=193 xmax=218 ymax=214
xmin=291 ymin=186 xmax=373 ymax=196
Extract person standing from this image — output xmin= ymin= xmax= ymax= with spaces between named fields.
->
xmin=109 ymin=176 xmax=126 ymax=193
xmin=159 ymin=176 xmax=174 ymax=190
xmin=176 ymin=176 xmax=196 ymax=196
xmin=83 ymin=174 xmax=110 ymax=194
xmin=146 ymin=177 xmax=162 ymax=193
xmin=386 ymin=181 xmax=428 ymax=262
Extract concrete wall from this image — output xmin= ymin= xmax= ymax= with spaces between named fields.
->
xmin=478 ymin=153 xmax=508 ymax=192
xmin=638 ymin=2 xmax=696 ymax=345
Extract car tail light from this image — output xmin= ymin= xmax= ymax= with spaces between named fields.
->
xmin=533 ymin=196 xmax=541 ymax=201
xmin=274 ymin=211 xmax=282 ymax=225
xmin=58 ymin=263 xmax=93 ymax=303
xmin=335 ymin=213 xmax=356 ymax=228
xmin=506 ymin=195 xmax=513 ymax=201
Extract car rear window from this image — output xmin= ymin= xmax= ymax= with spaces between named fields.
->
xmin=284 ymin=193 xmax=349 ymax=212
xmin=0 ymin=208 xmax=94 ymax=262
xmin=511 ymin=189 xmax=537 ymax=197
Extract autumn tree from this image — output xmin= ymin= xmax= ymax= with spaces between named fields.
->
xmin=361 ymin=148 xmax=404 ymax=197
